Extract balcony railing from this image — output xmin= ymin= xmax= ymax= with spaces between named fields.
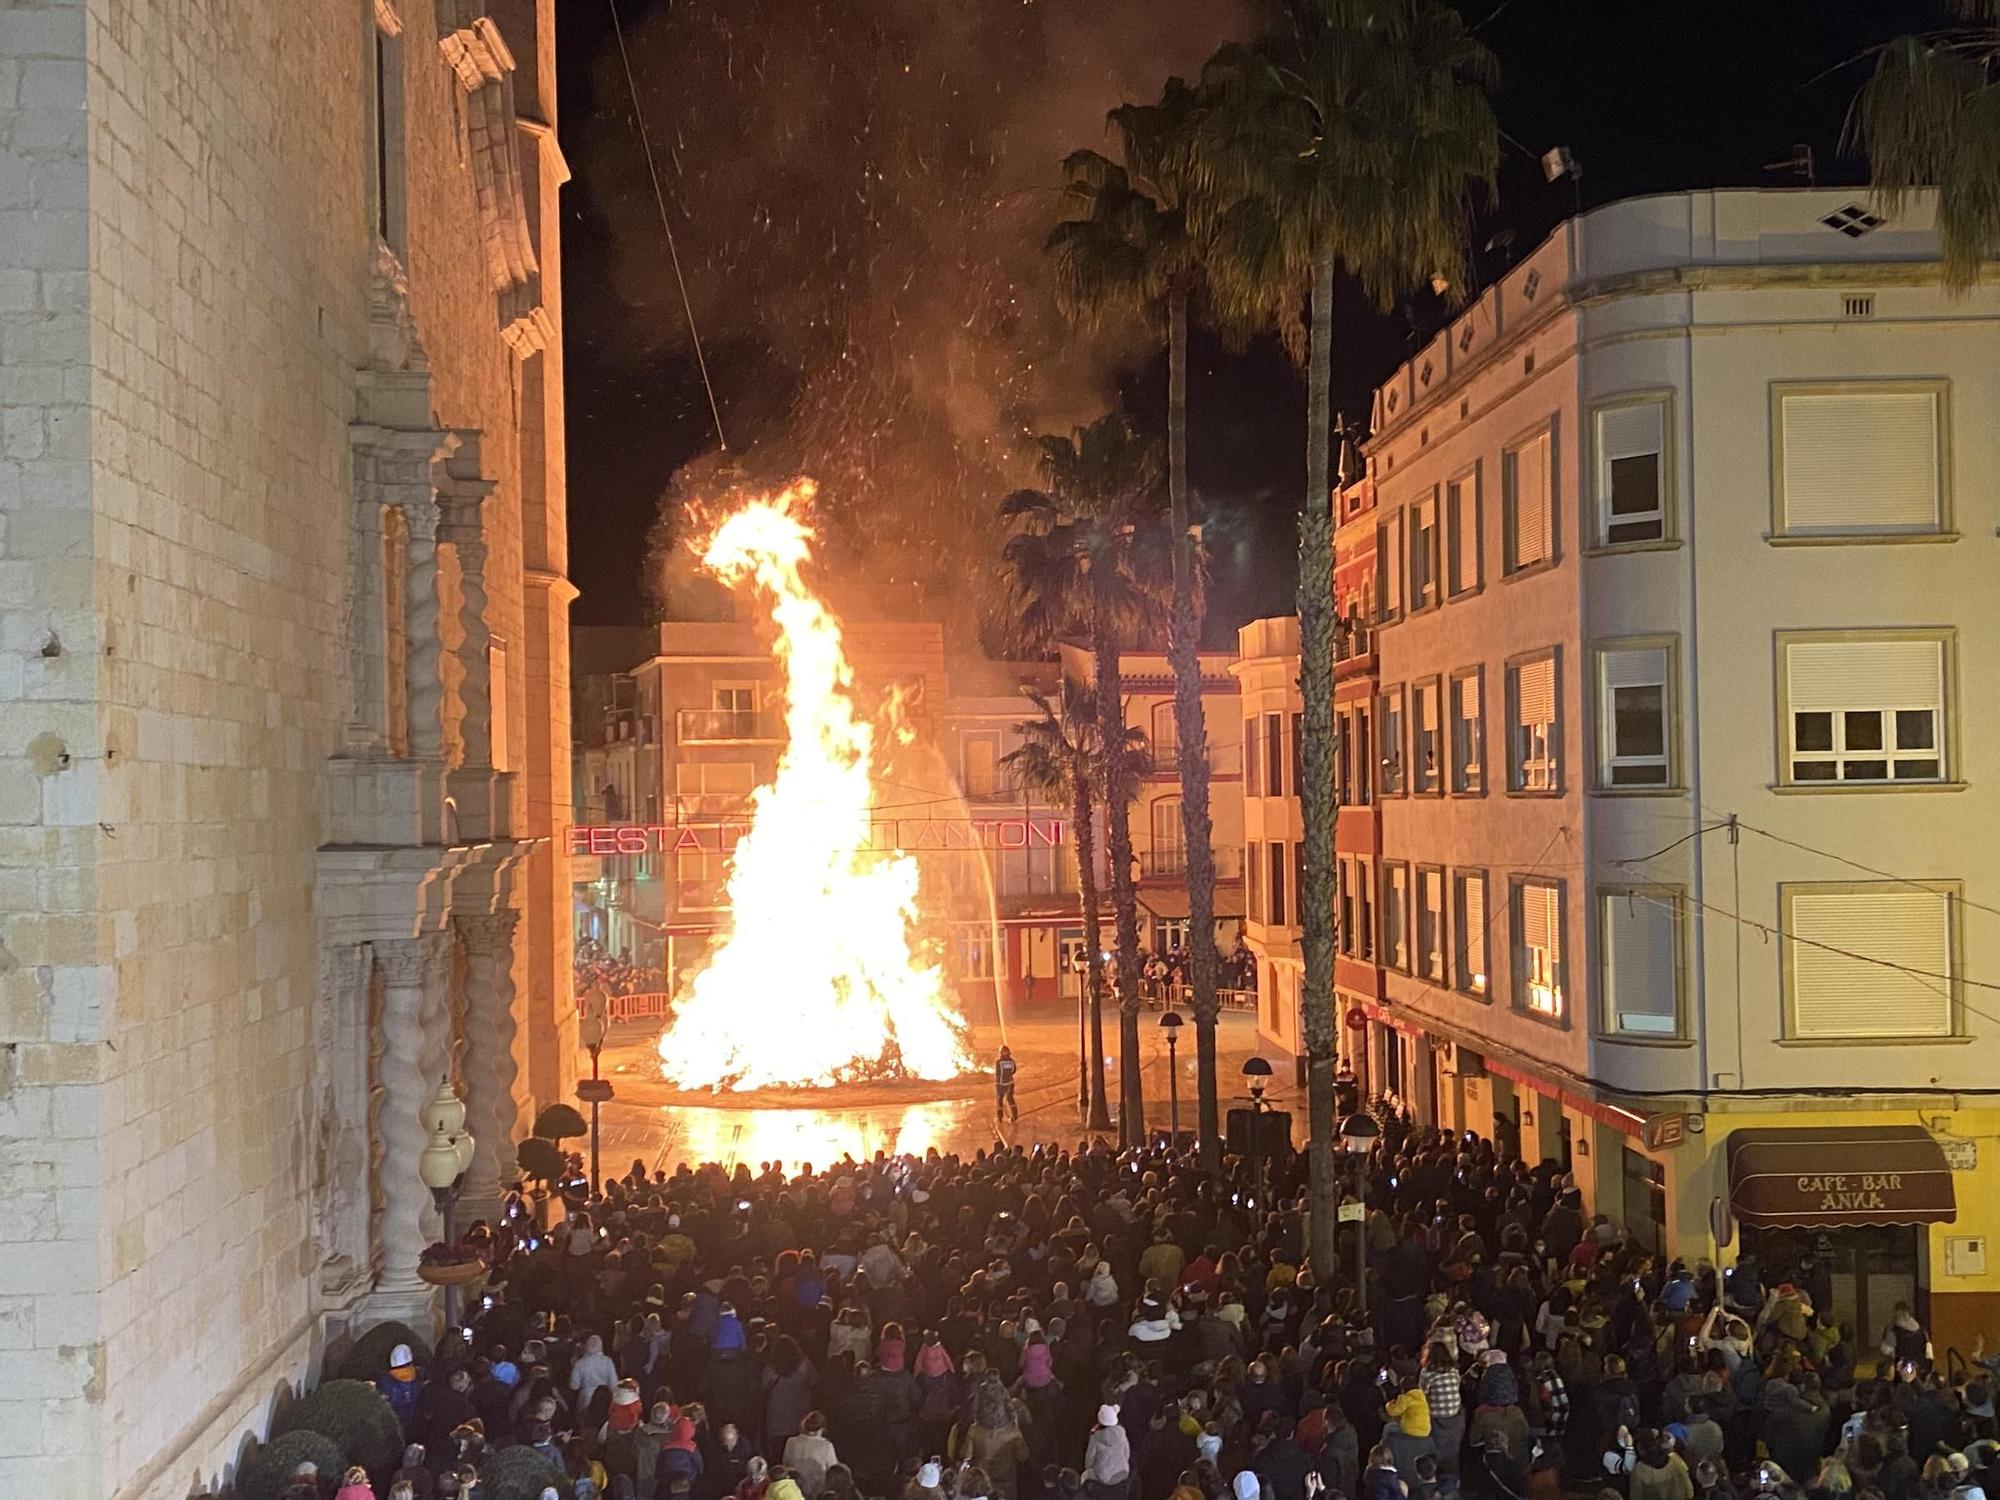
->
xmin=677 ymin=708 xmax=785 ymax=744
xmin=1142 ymin=847 xmax=1189 ymax=879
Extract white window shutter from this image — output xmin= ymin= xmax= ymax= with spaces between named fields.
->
xmin=1786 ymin=639 xmax=1943 ymax=713
xmin=1463 ymin=879 xmax=1487 ymax=978
xmin=1511 ymin=433 xmax=1552 ymax=566
xmin=1789 ymin=888 xmax=1953 ymax=1038
xmin=1781 ymin=390 xmax=1940 ymax=531
xmin=1600 ymin=648 xmax=1664 ymax=692
xmin=1521 ymin=882 xmax=1556 ymax=949
xmin=1459 ymin=672 xmax=1481 ymax=720
xmin=1598 ymin=403 xmax=1662 ymax=463
xmin=1604 ymin=891 xmax=1677 ymax=1033
xmin=1515 ymin=656 xmax=1556 ymax=724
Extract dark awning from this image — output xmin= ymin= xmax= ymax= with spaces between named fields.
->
xmin=1727 ymin=1125 xmax=1955 ymax=1229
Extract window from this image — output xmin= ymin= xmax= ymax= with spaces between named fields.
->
xmin=1266 ymin=712 xmax=1286 ymax=796
xmin=1506 ymin=651 xmax=1560 ymax=793
xmin=1503 ymin=425 xmax=1556 ymax=573
xmin=1356 ymin=858 xmax=1375 ymax=960
xmin=1150 ymin=702 xmax=1178 ymax=760
xmin=1375 ymin=510 xmax=1406 ymax=620
xmin=1411 ymin=679 xmax=1441 ymax=794
xmin=1292 ymin=711 xmax=1304 ymax=796
xmin=1338 ymin=859 xmax=1355 ymax=955
xmin=1379 ymin=685 xmax=1407 ymax=796
xmin=1453 ymin=871 xmax=1489 ymax=997
xmin=954 ymin=927 xmax=997 ymax=980
xmin=1151 ymin=798 xmax=1185 ymax=876
xmin=1410 ymin=491 xmax=1440 ymax=610
xmin=1336 ymin=708 xmax=1354 ymax=803
xmin=676 ymin=848 xmax=732 ymax=911
xmin=1450 ymin=668 xmax=1484 ymax=794
xmin=1600 ymin=887 xmax=1682 ymax=1037
xmin=1596 ymin=643 xmax=1672 ymax=788
xmin=1381 ymin=862 xmax=1410 ymax=971
xmin=1512 ymin=878 xmax=1565 ymax=1019
xmin=1774 ymin=383 xmax=1946 ymax=535
xmin=962 ymin=732 xmax=1000 ymax=798
xmin=1594 ymin=398 xmax=1668 ymax=545
xmin=1416 ymin=867 xmax=1445 ymax=981
xmin=675 ymin=761 xmax=757 ymax=820
xmin=1355 ymin=705 xmax=1374 ymax=805
xmin=370 ymin=18 xmax=408 ymax=253
xmin=1780 ymin=632 xmax=1948 ymax=785
xmin=1293 ymin=842 xmax=1305 ymax=930
xmin=1268 ymin=841 xmax=1289 ymax=926
xmin=1245 ymin=717 xmax=1262 ymax=797
xmin=1784 ymin=883 xmax=1956 ymax=1039
xmin=1446 ymin=468 xmax=1482 ymax=596
xmin=1247 ymin=840 xmax=1263 ymax=924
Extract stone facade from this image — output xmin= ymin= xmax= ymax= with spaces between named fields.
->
xmin=0 ymin=0 xmax=574 ymax=1493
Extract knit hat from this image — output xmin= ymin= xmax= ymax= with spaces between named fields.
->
xmin=613 ymin=1383 xmax=642 ymax=1406
xmin=1098 ymin=1404 xmax=1121 ymax=1427
xmin=918 ymin=1464 xmax=943 ymax=1489
xmin=1234 ymin=1471 xmax=1262 ymax=1500
xmin=389 ymin=1344 xmax=415 ymax=1371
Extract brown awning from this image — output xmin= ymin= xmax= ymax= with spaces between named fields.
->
xmin=1140 ymin=886 xmax=1248 ymax=921
xmin=1727 ymin=1125 xmax=1955 ymax=1229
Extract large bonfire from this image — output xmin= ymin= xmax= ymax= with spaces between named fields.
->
xmin=658 ymin=481 xmax=975 ymax=1091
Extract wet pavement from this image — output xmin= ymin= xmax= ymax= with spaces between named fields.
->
xmin=588 ymin=1009 xmax=1307 ymax=1174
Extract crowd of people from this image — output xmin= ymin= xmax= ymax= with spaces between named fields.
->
xmin=1135 ymin=941 xmax=1257 ymax=1007
xmin=575 ymin=941 xmax=667 ymax=1000
xmin=283 ymin=1113 xmax=1997 ymax=1500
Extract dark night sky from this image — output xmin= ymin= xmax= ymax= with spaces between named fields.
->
xmin=555 ymin=0 xmax=1938 ymax=635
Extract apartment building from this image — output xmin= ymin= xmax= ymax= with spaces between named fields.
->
xmin=1234 ymin=617 xmax=1304 ymax=1051
xmin=1357 ymin=188 xmax=2000 ymax=1348
xmin=1062 ymin=643 xmax=1248 ymax=964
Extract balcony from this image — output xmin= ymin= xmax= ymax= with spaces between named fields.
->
xmin=1143 ymin=847 xmax=1189 ymax=879
xmin=677 ymin=708 xmax=785 ymax=744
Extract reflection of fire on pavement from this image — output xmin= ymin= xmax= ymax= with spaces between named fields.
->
xmin=656 ymin=482 xmax=976 ymax=1092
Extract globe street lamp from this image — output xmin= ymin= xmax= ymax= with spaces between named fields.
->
xmin=1241 ymin=1055 xmax=1273 ymax=1222
xmin=1158 ymin=1011 xmax=1184 ymax=1146
xmin=1339 ymin=1109 xmax=1381 ymax=1320
xmin=419 ymin=1075 xmax=477 ymax=1326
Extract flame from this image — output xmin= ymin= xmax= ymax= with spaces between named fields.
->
xmin=658 ymin=480 xmax=975 ymax=1091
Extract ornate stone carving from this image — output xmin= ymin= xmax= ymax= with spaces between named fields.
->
xmin=311 ymin=944 xmax=374 ymax=1300
xmin=402 ymin=496 xmax=445 ymax=763
xmin=456 ymin=910 xmax=522 ymax=1204
xmin=372 ymin=936 xmax=446 ymax=1295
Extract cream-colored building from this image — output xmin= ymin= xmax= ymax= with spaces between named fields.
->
xmin=0 ymin=0 xmax=573 ymax=1492
xmin=1233 ymin=617 xmax=1304 ymax=1051
xmin=1357 ymin=188 xmax=2000 ymax=1351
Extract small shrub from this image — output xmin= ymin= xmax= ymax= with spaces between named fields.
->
xmin=338 ymin=1320 xmax=432 ymax=1382
xmin=480 ymin=1443 xmax=569 ymax=1500
xmin=515 ymin=1136 xmax=567 ymax=1185
xmin=276 ymin=1378 xmax=403 ymax=1471
xmin=531 ymin=1103 xmax=587 ymax=1139
xmin=238 ymin=1427 xmax=343 ymax=1500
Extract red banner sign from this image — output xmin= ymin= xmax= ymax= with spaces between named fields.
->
xmin=567 ymin=818 xmax=1065 ymax=858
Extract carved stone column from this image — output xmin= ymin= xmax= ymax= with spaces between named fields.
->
xmin=456 ymin=910 xmax=522 ymax=1214
xmin=370 ymin=935 xmax=447 ymax=1309
xmin=402 ymin=495 xmax=446 ymax=763
xmin=313 ymin=943 xmax=374 ymax=1304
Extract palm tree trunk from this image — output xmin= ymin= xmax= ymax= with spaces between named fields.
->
xmin=1073 ymin=774 xmax=1112 ymax=1132
xmin=1165 ymin=279 xmax=1221 ymax=1169
xmin=1300 ymin=249 xmax=1341 ymax=1280
xmin=1095 ymin=627 xmax=1145 ymax=1147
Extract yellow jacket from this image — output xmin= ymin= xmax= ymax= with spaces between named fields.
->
xmin=1385 ymin=1387 xmax=1432 ymax=1438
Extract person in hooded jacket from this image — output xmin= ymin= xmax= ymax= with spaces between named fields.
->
xmin=914 ymin=1333 xmax=963 ymax=1457
xmin=702 ymin=1314 xmax=765 ymax=1444
xmin=1086 ymin=1402 xmax=1134 ymax=1500
xmin=573 ymin=1332 xmax=622 ymax=1417
xmin=655 ymin=1410 xmax=706 ymax=1497
xmin=762 ymin=1335 xmax=816 ymax=1454
xmin=781 ymin=1411 xmax=838 ymax=1498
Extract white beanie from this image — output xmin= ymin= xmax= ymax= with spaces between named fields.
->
xmin=918 ymin=1464 xmax=943 ymax=1489
xmin=388 ymin=1343 xmax=415 ymax=1369
xmin=1234 ymin=1472 xmax=1262 ymax=1500
xmin=1097 ymin=1403 xmax=1121 ymax=1427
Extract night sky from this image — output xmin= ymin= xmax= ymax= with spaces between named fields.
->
xmin=555 ymin=0 xmax=1938 ymax=638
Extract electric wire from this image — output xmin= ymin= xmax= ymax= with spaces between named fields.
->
xmin=606 ymin=0 xmax=728 ymax=452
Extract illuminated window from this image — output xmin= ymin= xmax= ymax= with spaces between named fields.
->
xmin=1511 ymin=877 xmax=1565 ymax=1020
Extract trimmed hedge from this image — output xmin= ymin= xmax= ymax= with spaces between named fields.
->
xmin=237 ymin=1427 xmax=343 ymax=1500
xmin=275 ymin=1377 xmax=404 ymax=1471
xmin=480 ymin=1443 xmax=569 ymax=1500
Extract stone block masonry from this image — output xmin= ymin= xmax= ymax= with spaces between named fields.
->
xmin=0 ymin=0 xmax=572 ymax=1494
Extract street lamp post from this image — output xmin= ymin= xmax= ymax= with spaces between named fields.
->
xmin=1159 ymin=1011 xmax=1184 ymax=1146
xmin=578 ymin=992 xmax=613 ymax=1195
xmin=1241 ymin=1055 xmax=1273 ymax=1227
xmin=419 ymin=1076 xmax=477 ymax=1328
xmin=1340 ymin=1109 xmax=1381 ymax=1322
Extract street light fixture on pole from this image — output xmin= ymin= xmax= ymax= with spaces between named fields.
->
xmin=1339 ymin=1109 xmax=1381 ymax=1321
xmin=1158 ymin=1011 xmax=1184 ymax=1146
xmin=419 ymin=1075 xmax=477 ymax=1328
xmin=1241 ymin=1056 xmax=1273 ymax=1224
xmin=578 ymin=994 xmax=613 ymax=1196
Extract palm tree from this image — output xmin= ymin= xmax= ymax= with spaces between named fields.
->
xmin=1852 ymin=0 xmax=2000 ymax=289
xmin=1048 ymin=77 xmax=1232 ymax=1170
xmin=1002 ymin=677 xmax=1115 ymax=1131
xmin=1202 ymin=0 xmax=1498 ymax=1277
xmin=1000 ymin=415 xmax=1163 ymax=1145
